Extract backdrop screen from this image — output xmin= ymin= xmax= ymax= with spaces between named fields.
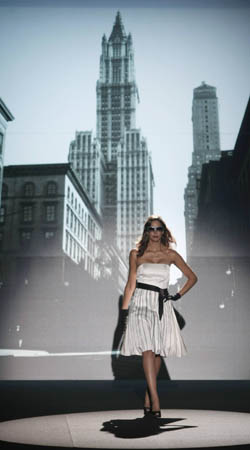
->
xmin=0 ymin=0 xmax=249 ymax=380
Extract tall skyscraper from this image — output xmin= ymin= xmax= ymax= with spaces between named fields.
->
xmin=117 ymin=129 xmax=154 ymax=259
xmin=69 ymin=12 xmax=154 ymax=255
xmin=184 ymin=82 xmax=221 ymax=258
xmin=68 ymin=131 xmax=104 ymax=215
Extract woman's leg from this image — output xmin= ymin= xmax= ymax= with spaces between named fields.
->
xmin=144 ymin=355 xmax=161 ymax=408
xmin=142 ymin=350 xmax=160 ymax=411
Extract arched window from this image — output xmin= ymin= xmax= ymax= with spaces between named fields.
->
xmin=2 ymin=183 xmax=8 ymax=198
xmin=0 ymin=133 xmax=4 ymax=156
xmin=23 ymin=182 xmax=35 ymax=197
xmin=47 ymin=181 xmax=57 ymax=196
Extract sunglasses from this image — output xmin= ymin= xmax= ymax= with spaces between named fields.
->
xmin=148 ymin=226 xmax=163 ymax=232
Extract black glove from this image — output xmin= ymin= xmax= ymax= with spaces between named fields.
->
xmin=169 ymin=293 xmax=181 ymax=301
xmin=120 ymin=309 xmax=129 ymax=333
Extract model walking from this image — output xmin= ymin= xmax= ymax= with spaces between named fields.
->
xmin=120 ymin=215 xmax=197 ymax=417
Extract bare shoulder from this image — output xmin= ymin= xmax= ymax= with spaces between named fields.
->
xmin=129 ymin=248 xmax=138 ymax=259
xmin=164 ymin=248 xmax=181 ymax=261
xmin=129 ymin=248 xmax=138 ymax=264
xmin=128 ymin=249 xmax=138 ymax=277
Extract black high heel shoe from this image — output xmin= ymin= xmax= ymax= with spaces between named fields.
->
xmin=143 ymin=406 xmax=151 ymax=416
xmin=151 ymin=410 xmax=161 ymax=418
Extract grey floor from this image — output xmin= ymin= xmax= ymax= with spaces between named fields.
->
xmin=0 ymin=380 xmax=250 ymax=450
xmin=0 ymin=409 xmax=250 ymax=449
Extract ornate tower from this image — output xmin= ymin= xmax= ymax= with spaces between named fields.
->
xmin=69 ymin=12 xmax=154 ymax=254
xmin=96 ymin=11 xmax=138 ymax=162
xmin=96 ymin=12 xmax=141 ymax=242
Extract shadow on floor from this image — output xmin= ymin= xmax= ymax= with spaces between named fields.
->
xmin=101 ymin=414 xmax=197 ymax=439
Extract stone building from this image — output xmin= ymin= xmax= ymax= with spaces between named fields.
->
xmin=0 ymin=98 xmax=14 ymax=209
xmin=0 ymin=163 xmax=102 ymax=285
xmin=0 ymin=163 xmax=128 ymax=353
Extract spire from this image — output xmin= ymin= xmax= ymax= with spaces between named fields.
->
xmin=109 ymin=11 xmax=126 ymax=42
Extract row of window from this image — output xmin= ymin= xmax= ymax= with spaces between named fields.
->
xmin=0 ymin=228 xmax=57 ymax=251
xmin=66 ymin=206 xmax=87 ymax=245
xmin=65 ymin=230 xmax=87 ymax=263
xmin=0 ymin=203 xmax=57 ymax=225
xmin=64 ymin=231 xmax=96 ymax=267
xmin=2 ymin=181 xmax=58 ymax=198
xmin=76 ymin=134 xmax=91 ymax=150
xmin=120 ymin=172 xmax=146 ymax=180
xmin=66 ymin=187 xmax=89 ymax=223
xmin=65 ymin=198 xmax=97 ymax=240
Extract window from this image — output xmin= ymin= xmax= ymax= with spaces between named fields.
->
xmin=2 ymin=183 xmax=8 ymax=198
xmin=0 ymin=206 xmax=6 ymax=224
xmin=21 ymin=231 xmax=32 ymax=240
xmin=0 ymin=231 xmax=3 ymax=250
xmin=23 ymin=182 xmax=35 ymax=197
xmin=44 ymin=231 xmax=55 ymax=240
xmin=20 ymin=230 xmax=32 ymax=247
xmin=65 ymin=231 xmax=69 ymax=252
xmin=45 ymin=204 xmax=56 ymax=222
xmin=0 ymin=133 xmax=4 ymax=155
xmin=47 ymin=182 xmax=57 ymax=196
xmin=70 ymin=210 xmax=73 ymax=229
xmin=66 ymin=206 xmax=70 ymax=226
xmin=22 ymin=205 xmax=33 ymax=223
xmin=69 ymin=235 xmax=72 ymax=255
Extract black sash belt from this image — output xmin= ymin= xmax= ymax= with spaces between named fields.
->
xmin=136 ymin=282 xmax=170 ymax=320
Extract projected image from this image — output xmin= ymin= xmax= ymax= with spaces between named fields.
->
xmin=0 ymin=2 xmax=249 ymax=380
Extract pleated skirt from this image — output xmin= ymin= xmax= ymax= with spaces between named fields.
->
xmin=120 ymin=287 xmax=187 ymax=358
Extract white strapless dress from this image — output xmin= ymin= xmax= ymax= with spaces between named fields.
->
xmin=120 ymin=263 xmax=187 ymax=357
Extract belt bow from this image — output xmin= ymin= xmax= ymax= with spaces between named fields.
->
xmin=136 ymin=282 xmax=170 ymax=320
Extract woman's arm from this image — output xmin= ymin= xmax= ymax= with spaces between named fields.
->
xmin=171 ymin=250 xmax=198 ymax=296
xmin=121 ymin=249 xmax=137 ymax=309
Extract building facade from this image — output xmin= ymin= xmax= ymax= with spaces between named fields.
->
xmin=184 ymin=82 xmax=221 ymax=258
xmin=69 ymin=12 xmax=154 ymax=253
xmin=179 ymin=97 xmax=250 ymax=379
xmin=0 ymin=163 xmax=129 ymax=354
xmin=0 ymin=163 xmax=102 ymax=285
xmin=0 ymin=98 xmax=14 ymax=210
xmin=68 ymin=131 xmax=104 ymax=216
xmin=117 ymin=129 xmax=154 ymax=259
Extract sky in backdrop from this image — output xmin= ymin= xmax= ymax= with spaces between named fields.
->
xmin=1 ymin=0 xmax=250 ymax=281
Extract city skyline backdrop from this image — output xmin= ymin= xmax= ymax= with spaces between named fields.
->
xmin=1 ymin=0 xmax=249 ymax=282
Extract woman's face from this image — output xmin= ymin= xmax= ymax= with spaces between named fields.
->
xmin=148 ymin=220 xmax=164 ymax=243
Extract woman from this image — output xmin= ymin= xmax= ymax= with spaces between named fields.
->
xmin=120 ymin=215 xmax=197 ymax=417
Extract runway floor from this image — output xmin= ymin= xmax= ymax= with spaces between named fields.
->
xmin=0 ymin=409 xmax=250 ymax=449
xmin=0 ymin=380 xmax=250 ymax=450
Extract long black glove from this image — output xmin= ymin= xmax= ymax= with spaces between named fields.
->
xmin=120 ymin=309 xmax=129 ymax=333
xmin=169 ymin=293 xmax=181 ymax=301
